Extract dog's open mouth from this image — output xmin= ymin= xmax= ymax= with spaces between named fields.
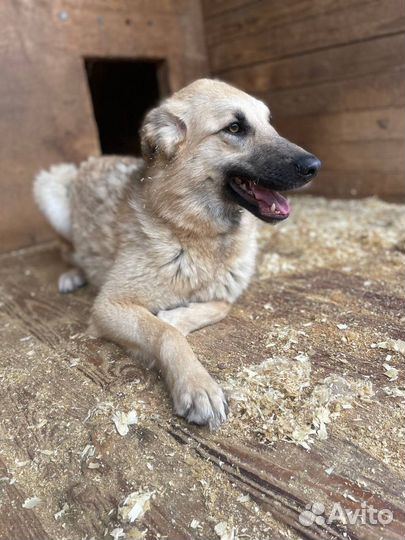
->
xmin=228 ymin=177 xmax=291 ymax=221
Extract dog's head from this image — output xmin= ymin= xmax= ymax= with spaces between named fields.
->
xmin=141 ymin=79 xmax=321 ymax=226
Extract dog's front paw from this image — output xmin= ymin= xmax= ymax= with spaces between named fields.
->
xmin=172 ymin=372 xmax=228 ymax=430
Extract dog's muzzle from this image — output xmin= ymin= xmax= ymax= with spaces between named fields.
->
xmin=225 ymin=143 xmax=321 ymax=223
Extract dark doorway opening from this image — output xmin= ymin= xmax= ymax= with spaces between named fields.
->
xmin=84 ymin=59 xmax=162 ymax=156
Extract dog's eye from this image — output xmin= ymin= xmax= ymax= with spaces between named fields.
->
xmin=226 ymin=122 xmax=242 ymax=134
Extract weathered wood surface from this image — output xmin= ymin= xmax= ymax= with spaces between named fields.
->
xmin=0 ymin=196 xmax=404 ymax=539
xmin=0 ymin=0 xmax=207 ymax=253
xmin=203 ymin=0 xmax=405 ymax=200
xmin=204 ymin=0 xmax=403 ymax=71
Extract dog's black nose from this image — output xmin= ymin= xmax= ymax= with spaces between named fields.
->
xmin=294 ymin=155 xmax=321 ymax=179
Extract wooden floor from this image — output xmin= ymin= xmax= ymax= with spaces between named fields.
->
xmin=0 ymin=197 xmax=404 ymax=540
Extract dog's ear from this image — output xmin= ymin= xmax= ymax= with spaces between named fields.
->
xmin=141 ymin=106 xmax=186 ymax=162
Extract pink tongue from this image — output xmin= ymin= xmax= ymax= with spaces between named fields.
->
xmin=251 ymin=185 xmax=290 ymax=215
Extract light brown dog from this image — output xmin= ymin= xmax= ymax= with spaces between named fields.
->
xmin=34 ymin=79 xmax=320 ymax=429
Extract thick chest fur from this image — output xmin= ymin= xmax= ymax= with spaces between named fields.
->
xmin=145 ymin=217 xmax=258 ymax=309
xmin=176 ymin=233 xmax=258 ymax=304
xmin=105 ymin=215 xmax=258 ymax=312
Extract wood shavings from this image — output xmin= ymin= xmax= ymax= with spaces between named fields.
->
xmin=81 ymin=444 xmax=95 ymax=461
xmin=15 ymin=459 xmax=30 ymax=467
xmin=69 ymin=357 xmax=80 ymax=367
xmin=112 ymin=410 xmax=138 ymax=436
xmin=38 ymin=449 xmax=54 ymax=456
xmin=383 ymin=364 xmax=399 ymax=381
xmin=22 ymin=496 xmax=41 ymax=509
xmin=259 ymin=253 xmax=295 ymax=278
xmin=336 ymin=323 xmax=348 ymax=330
xmin=110 ymin=528 xmax=125 ymax=540
xmin=378 ymin=339 xmax=405 ymax=356
xmin=54 ymin=502 xmax=69 ymax=520
xmin=290 ymin=426 xmax=314 ymax=450
xmin=383 ymin=386 xmax=405 ymax=398
xmin=119 ymin=491 xmax=154 ymax=523
xmin=312 ymin=406 xmax=331 ymax=440
xmin=237 ymin=494 xmax=250 ymax=503
xmin=343 ymin=491 xmax=360 ymax=502
xmin=190 ymin=519 xmax=200 ymax=529
xmin=265 ymin=327 xmax=305 ymax=351
xmin=214 ymin=521 xmax=236 ymax=540
xmin=294 ymin=352 xmax=309 ymax=362
xmin=257 ymin=197 xmax=405 ymax=280
xmin=351 ymin=379 xmax=375 ymax=402
xmin=229 ymin=360 xmax=375 ymax=448
xmin=84 ymin=401 xmax=114 ymax=422
xmin=126 ymin=528 xmax=147 ymax=540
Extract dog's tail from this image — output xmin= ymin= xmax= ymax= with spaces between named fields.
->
xmin=33 ymin=163 xmax=78 ymax=241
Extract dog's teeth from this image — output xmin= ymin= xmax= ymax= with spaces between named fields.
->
xmin=270 ymin=203 xmax=276 ymax=212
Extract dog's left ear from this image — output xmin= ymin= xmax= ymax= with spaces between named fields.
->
xmin=141 ymin=106 xmax=187 ymax=162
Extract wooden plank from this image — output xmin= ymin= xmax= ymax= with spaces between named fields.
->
xmin=0 ymin=50 xmax=100 ymax=252
xmin=309 ymin=171 xmax=405 ymax=199
xmin=169 ymin=425 xmax=405 ymax=540
xmin=0 ymin=200 xmax=404 ymax=539
xmin=206 ymin=0 xmax=356 ymax=45
xmin=0 ymin=0 xmax=208 ymax=253
xmin=261 ymin=69 xmax=404 ymax=117
xmin=300 ymin=137 xmax=404 ymax=197
xmin=11 ymin=0 xmax=208 ymax=98
xmin=207 ymin=0 xmax=404 ymax=71
xmin=210 ymin=132 xmax=403 ymax=199
xmin=220 ymin=34 xmax=404 ymax=93
xmin=203 ymin=0 xmax=258 ymax=18
xmin=302 ymin=140 xmax=404 ymax=173
xmin=274 ymin=107 xmax=404 ymax=143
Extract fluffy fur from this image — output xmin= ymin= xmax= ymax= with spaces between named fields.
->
xmin=34 ymin=79 xmax=320 ymax=429
xmin=34 ymin=163 xmax=78 ymax=240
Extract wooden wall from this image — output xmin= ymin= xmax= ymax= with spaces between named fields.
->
xmin=203 ymin=0 xmax=405 ymax=200
xmin=0 ymin=0 xmax=207 ymax=253
xmin=1 ymin=1 xmax=403 ymax=254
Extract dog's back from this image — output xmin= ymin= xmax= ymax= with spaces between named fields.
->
xmin=69 ymin=156 xmax=143 ymax=285
xmin=34 ymin=156 xmax=143 ymax=286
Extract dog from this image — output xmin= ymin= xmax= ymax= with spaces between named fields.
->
xmin=34 ymin=79 xmax=320 ymax=429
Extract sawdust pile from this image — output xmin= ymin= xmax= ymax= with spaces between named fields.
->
xmin=228 ymin=357 xmax=374 ymax=449
xmin=222 ymin=195 xmax=404 ymax=452
xmin=257 ymin=196 xmax=405 ymax=279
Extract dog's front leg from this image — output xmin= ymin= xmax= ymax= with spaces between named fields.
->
xmin=91 ymin=294 xmax=228 ymax=429
xmin=157 ymin=301 xmax=231 ymax=336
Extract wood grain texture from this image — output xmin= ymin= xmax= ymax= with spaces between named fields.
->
xmin=0 ymin=195 xmax=404 ymax=540
xmin=169 ymin=426 xmax=405 ymax=540
xmin=205 ymin=0 xmax=404 ymax=71
xmin=0 ymin=458 xmax=50 ymax=540
xmin=220 ymin=34 xmax=403 ymax=95
xmin=203 ymin=1 xmax=405 ymax=199
xmin=0 ymin=0 xmax=208 ymax=253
